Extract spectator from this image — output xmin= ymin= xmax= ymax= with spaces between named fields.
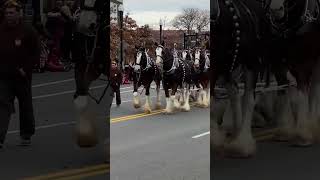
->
xmin=0 ymin=0 xmax=40 ymax=148
xmin=60 ymin=0 xmax=75 ymax=63
xmin=45 ymin=0 xmax=67 ymax=72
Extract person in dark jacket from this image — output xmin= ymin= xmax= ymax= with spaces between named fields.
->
xmin=0 ymin=0 xmax=40 ymax=148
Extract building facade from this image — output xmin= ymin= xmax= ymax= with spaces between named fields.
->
xmin=110 ymin=0 xmax=123 ymax=23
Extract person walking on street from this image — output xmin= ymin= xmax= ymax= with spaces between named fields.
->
xmin=0 ymin=0 xmax=40 ymax=148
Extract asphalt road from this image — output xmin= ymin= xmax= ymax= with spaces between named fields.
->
xmin=110 ymin=83 xmax=210 ymax=180
xmin=0 ymin=70 xmax=110 ymax=180
xmin=212 ymin=91 xmax=320 ymax=180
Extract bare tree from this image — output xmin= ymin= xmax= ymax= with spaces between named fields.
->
xmin=195 ymin=10 xmax=210 ymax=32
xmin=172 ymin=8 xmax=199 ymax=34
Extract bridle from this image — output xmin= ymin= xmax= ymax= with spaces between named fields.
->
xmin=79 ymin=0 xmax=111 ymax=104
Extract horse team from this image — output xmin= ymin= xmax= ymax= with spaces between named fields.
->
xmin=128 ymin=42 xmax=210 ymax=114
xmin=211 ymin=0 xmax=320 ymax=158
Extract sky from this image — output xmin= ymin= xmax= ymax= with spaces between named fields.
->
xmin=123 ymin=0 xmax=210 ymax=29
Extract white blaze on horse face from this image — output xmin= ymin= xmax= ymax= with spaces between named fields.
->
xmin=136 ymin=52 xmax=142 ymax=65
xmin=182 ymin=50 xmax=187 ymax=60
xmin=156 ymin=47 xmax=163 ymax=65
xmin=270 ymin=0 xmax=285 ymax=19
xmin=135 ymin=52 xmax=142 ymax=71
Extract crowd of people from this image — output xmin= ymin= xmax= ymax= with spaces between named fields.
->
xmin=34 ymin=0 xmax=79 ymax=72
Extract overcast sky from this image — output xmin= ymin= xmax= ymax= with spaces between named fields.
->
xmin=123 ymin=0 xmax=210 ymax=29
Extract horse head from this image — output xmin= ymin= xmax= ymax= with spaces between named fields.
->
xmin=269 ymin=0 xmax=287 ymax=21
xmin=75 ymin=0 xmax=99 ymax=35
xmin=194 ymin=48 xmax=202 ymax=69
xmin=155 ymin=42 xmax=165 ymax=66
xmin=134 ymin=47 xmax=148 ymax=73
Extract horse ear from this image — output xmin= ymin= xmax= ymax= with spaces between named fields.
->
xmin=154 ymin=42 xmax=158 ymax=47
xmin=161 ymin=41 xmax=165 ymax=46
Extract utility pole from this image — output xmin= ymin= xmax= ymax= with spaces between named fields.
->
xmin=118 ymin=4 xmax=124 ymax=70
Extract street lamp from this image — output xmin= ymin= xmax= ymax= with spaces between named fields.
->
xmin=118 ymin=4 xmax=124 ymax=70
xmin=159 ymin=19 xmax=163 ymax=44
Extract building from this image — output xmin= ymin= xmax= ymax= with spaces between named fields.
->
xmin=110 ymin=0 xmax=123 ymax=23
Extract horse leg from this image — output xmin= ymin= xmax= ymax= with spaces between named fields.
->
xmin=309 ymin=58 xmax=320 ymax=142
xmin=73 ymin=62 xmax=98 ymax=147
xmin=133 ymin=80 xmax=141 ymax=109
xmin=181 ymin=84 xmax=191 ymax=112
xmin=195 ymin=83 xmax=204 ymax=106
xmin=172 ymin=84 xmax=181 ymax=111
xmin=202 ymin=80 xmax=209 ymax=108
xmin=225 ymin=69 xmax=257 ymax=158
xmin=155 ymin=80 xmax=162 ymax=110
xmin=164 ymin=83 xmax=173 ymax=114
xmin=272 ymin=68 xmax=294 ymax=142
xmin=144 ymin=85 xmax=152 ymax=114
xmin=211 ymin=74 xmax=227 ymax=154
xmin=290 ymin=72 xmax=313 ymax=146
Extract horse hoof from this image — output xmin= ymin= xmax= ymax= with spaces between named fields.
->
xmin=144 ymin=108 xmax=152 ymax=114
xmin=290 ymin=134 xmax=313 ymax=147
xmin=133 ymin=104 xmax=141 ymax=109
xmin=164 ymin=110 xmax=174 ymax=114
xmin=201 ymin=104 xmax=209 ymax=108
xmin=155 ymin=103 xmax=162 ymax=110
xmin=181 ymin=105 xmax=191 ymax=112
xmin=224 ymin=133 xmax=256 ymax=158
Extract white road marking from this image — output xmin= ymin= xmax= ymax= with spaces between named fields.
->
xmin=8 ymin=121 xmax=75 ymax=134
xmin=32 ymin=85 xmax=107 ymax=99
xmin=32 ymin=78 xmax=74 ymax=88
xmin=111 ymin=96 xmax=157 ymax=106
xmin=192 ymin=131 xmax=210 ymax=139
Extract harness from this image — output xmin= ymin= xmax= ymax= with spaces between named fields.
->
xmin=134 ymin=51 xmax=159 ymax=86
xmin=74 ymin=0 xmax=111 ymax=104
xmin=268 ymin=0 xmax=320 ymax=37
xmin=157 ymin=47 xmax=185 ymax=82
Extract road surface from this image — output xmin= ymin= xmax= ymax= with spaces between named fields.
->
xmin=110 ymin=83 xmax=210 ymax=180
xmin=0 ymin=71 xmax=109 ymax=180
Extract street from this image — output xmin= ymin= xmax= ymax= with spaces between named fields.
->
xmin=110 ymin=84 xmax=210 ymax=180
xmin=212 ymin=90 xmax=320 ymax=180
xmin=0 ymin=71 xmax=109 ymax=180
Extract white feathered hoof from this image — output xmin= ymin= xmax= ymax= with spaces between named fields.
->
xmin=290 ymin=128 xmax=313 ymax=147
xmin=144 ymin=105 xmax=152 ymax=114
xmin=181 ymin=103 xmax=191 ymax=112
xmin=173 ymin=99 xmax=181 ymax=110
xmin=74 ymin=96 xmax=89 ymax=112
xmin=74 ymin=111 xmax=98 ymax=148
xmin=164 ymin=98 xmax=174 ymax=114
xmin=212 ymin=129 xmax=226 ymax=149
xmin=155 ymin=102 xmax=162 ymax=110
xmin=224 ymin=131 xmax=256 ymax=158
xmin=133 ymin=92 xmax=141 ymax=109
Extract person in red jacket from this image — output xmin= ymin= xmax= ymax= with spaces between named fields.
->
xmin=0 ymin=0 xmax=40 ymax=148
